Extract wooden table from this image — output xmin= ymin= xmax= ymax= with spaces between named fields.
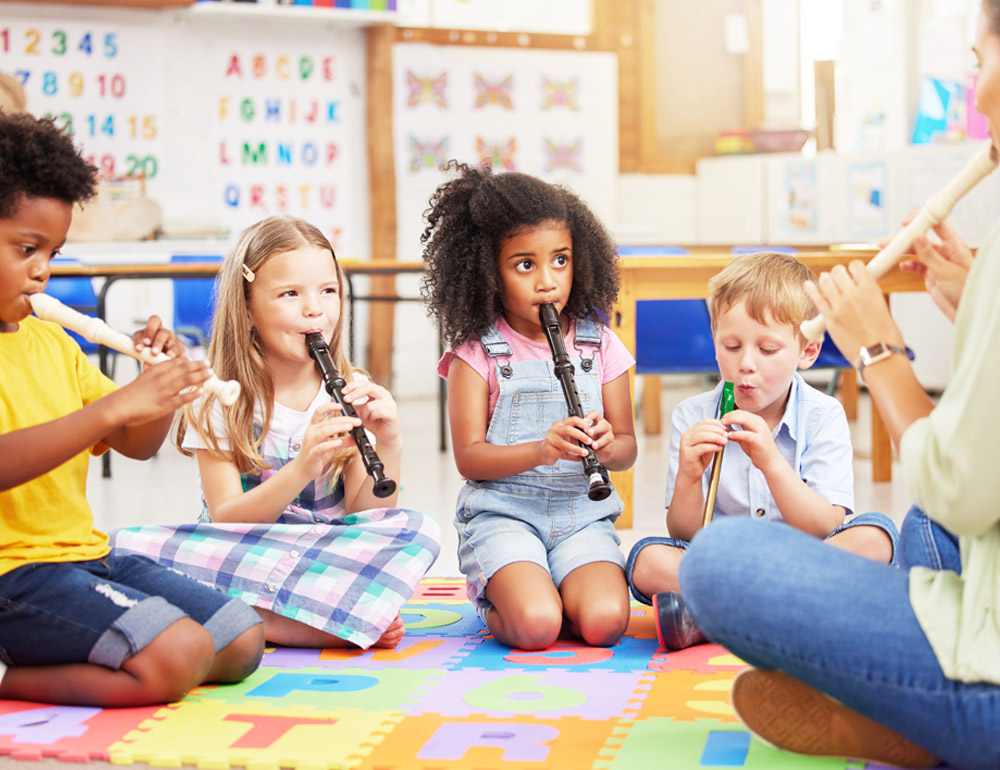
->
xmin=609 ymin=252 xmax=926 ymax=527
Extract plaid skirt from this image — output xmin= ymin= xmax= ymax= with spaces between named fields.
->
xmin=110 ymin=508 xmax=441 ymax=649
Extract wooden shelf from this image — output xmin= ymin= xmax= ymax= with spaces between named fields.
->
xmin=181 ymin=2 xmax=394 ymax=27
xmin=0 ymin=0 xmax=196 ymax=7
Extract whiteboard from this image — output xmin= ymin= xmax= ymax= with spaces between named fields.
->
xmin=0 ymin=2 xmax=370 ymax=258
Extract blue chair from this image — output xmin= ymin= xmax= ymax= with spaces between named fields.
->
xmin=619 ymin=247 xmax=719 ymax=433
xmin=45 ymin=258 xmax=99 ymax=354
xmin=619 ymin=246 xmax=717 ymax=377
xmin=170 ymin=254 xmax=223 ymax=349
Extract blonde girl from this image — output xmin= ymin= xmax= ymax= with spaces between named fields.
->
xmin=113 ymin=215 xmax=441 ymax=649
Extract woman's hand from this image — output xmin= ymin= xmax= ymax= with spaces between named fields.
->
xmin=897 ymin=219 xmax=972 ymax=322
xmin=804 ymin=261 xmax=906 ymax=368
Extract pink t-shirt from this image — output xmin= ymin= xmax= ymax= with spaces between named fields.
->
xmin=437 ymin=315 xmax=635 ymax=423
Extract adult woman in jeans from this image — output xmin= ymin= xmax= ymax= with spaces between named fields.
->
xmin=679 ymin=2 xmax=1000 ymax=766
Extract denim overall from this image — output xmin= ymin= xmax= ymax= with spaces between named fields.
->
xmin=455 ymin=318 xmax=625 ymax=617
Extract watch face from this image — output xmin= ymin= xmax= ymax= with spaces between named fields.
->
xmin=861 ymin=342 xmax=889 ymax=366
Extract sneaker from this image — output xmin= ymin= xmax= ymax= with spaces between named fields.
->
xmin=731 ymin=668 xmax=938 ymax=768
xmin=652 ymin=591 xmax=708 ymax=650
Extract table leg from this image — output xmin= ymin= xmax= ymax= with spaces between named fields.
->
xmin=871 ymin=400 xmax=893 ymax=482
xmin=641 ymin=374 xmax=662 ymax=435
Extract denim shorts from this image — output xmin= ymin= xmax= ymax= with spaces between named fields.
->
xmin=624 ymin=510 xmax=900 ymax=604
xmin=0 ymin=553 xmax=261 ymax=669
xmin=456 ymin=477 xmax=625 ymax=620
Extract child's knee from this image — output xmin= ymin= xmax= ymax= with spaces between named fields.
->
xmin=125 ymin=618 xmax=216 ymax=702
xmin=831 ymin=525 xmax=894 ymax=564
xmin=501 ymin=603 xmax=563 ymax=650
xmin=214 ymin=624 xmax=265 ymax=683
xmin=577 ymin=598 xmax=629 ymax=647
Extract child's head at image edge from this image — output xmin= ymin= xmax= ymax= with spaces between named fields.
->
xmin=0 ymin=112 xmax=96 ymax=329
xmin=0 ymin=110 xmax=96 ymax=224
xmin=420 ymin=161 xmax=620 ymax=348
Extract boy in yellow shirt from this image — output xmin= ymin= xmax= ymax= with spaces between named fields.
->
xmin=0 ymin=111 xmax=264 ymax=706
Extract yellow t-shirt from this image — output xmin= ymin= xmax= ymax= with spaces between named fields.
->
xmin=0 ymin=316 xmax=118 ymax=575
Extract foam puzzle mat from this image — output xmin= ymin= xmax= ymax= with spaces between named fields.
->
xmin=0 ymin=579 xmax=946 ymax=769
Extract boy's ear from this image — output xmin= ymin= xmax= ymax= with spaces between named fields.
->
xmin=797 ymin=339 xmax=822 ymax=369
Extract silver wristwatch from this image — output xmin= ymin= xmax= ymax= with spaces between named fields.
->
xmin=858 ymin=342 xmax=914 ymax=377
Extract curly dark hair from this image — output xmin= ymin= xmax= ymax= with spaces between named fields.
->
xmin=420 ymin=161 xmax=620 ymax=348
xmin=0 ymin=112 xmax=97 ymax=218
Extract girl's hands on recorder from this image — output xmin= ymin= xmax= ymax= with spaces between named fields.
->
xmin=293 ymin=401 xmax=362 ymax=482
xmin=538 ymin=414 xmax=603 ymax=466
xmin=341 ymin=378 xmax=402 ymax=450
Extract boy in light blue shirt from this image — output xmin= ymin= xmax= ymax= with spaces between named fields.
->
xmin=625 ymin=252 xmax=898 ymax=650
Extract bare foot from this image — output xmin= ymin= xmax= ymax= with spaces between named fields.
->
xmin=372 ymin=614 xmax=405 ymax=649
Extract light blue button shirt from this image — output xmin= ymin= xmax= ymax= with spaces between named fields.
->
xmin=665 ymin=373 xmax=855 ymax=522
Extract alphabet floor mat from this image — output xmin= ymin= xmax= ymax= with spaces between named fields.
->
xmin=0 ymin=579 xmax=948 ymax=769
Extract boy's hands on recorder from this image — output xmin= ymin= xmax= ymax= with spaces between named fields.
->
xmin=109 ymin=357 xmax=212 ymax=427
xmin=130 ymin=315 xmax=187 ymax=359
xmin=721 ymin=410 xmax=781 ymax=474
xmin=676 ymin=418 xmax=727 ymax=484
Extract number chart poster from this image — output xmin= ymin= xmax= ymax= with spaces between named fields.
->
xmin=206 ymin=31 xmax=365 ymax=253
xmin=0 ymin=13 xmax=165 ymax=191
xmin=392 ymin=43 xmax=618 ymax=256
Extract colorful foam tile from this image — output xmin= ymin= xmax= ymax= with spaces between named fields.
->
xmin=596 ymin=717 xmax=851 ymax=770
xmin=454 ymin=636 xmax=660 ymax=672
xmin=404 ymin=668 xmax=650 ymax=720
xmin=0 ymin=701 xmax=158 ymax=763
xmin=192 ymin=666 xmax=443 ymax=712
xmin=649 ymin=643 xmax=748 ymax=675
xmin=400 ymin=601 xmax=486 ymax=637
xmin=108 ymin=701 xmax=399 ymax=770
xmin=352 ymin=713 xmax=626 ymax=770
xmin=262 ymin=634 xmax=482 ymax=671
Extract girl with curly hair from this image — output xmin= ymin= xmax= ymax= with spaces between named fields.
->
xmin=423 ymin=162 xmax=636 ymax=650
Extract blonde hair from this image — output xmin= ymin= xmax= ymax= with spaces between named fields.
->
xmin=708 ymin=251 xmax=818 ymax=343
xmin=0 ymin=72 xmax=26 ymax=114
xmin=177 ymin=215 xmax=359 ymax=488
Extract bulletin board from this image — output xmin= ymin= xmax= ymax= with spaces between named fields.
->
xmin=392 ymin=42 xmax=618 ymax=257
xmin=0 ymin=2 xmax=370 ymax=257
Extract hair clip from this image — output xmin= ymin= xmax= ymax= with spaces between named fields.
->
xmin=242 ymin=263 xmax=255 ymax=283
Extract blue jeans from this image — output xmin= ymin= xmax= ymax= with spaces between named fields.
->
xmin=626 ymin=510 xmax=899 ymax=604
xmin=680 ymin=516 xmax=1000 ymax=770
xmin=0 ymin=554 xmax=260 ymax=669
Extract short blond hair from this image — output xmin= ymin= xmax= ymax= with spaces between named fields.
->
xmin=708 ymin=252 xmax=818 ymax=342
